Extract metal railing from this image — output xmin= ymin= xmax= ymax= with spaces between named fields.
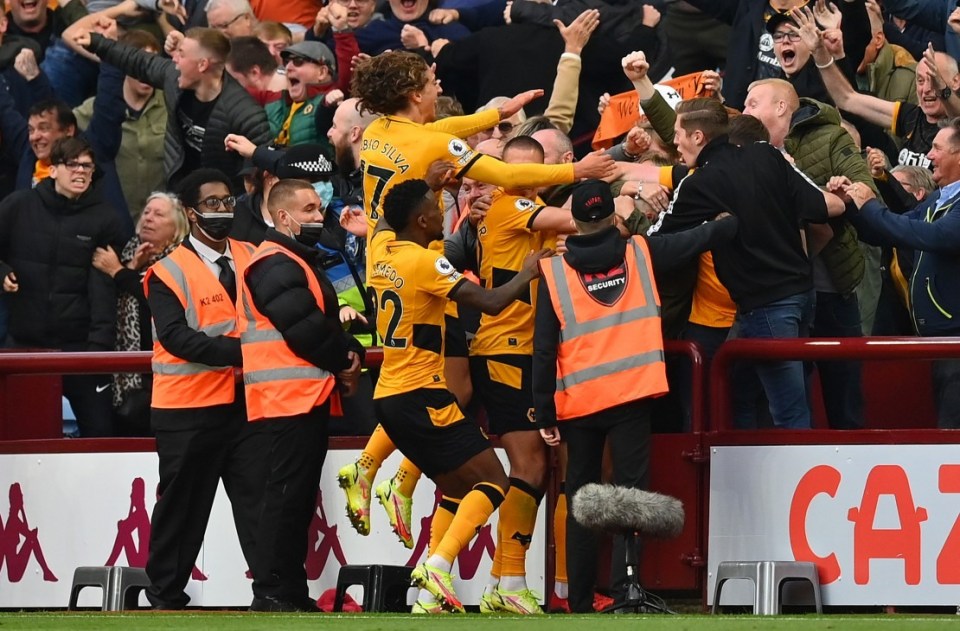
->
xmin=709 ymin=337 xmax=960 ymax=432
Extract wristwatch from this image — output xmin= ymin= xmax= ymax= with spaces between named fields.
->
xmin=939 ymin=87 xmax=953 ymax=100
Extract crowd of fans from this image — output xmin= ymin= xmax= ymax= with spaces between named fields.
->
xmin=0 ymin=0 xmax=958 ymax=437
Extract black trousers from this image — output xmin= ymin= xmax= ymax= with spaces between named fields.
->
xmin=560 ymin=400 xmax=652 ymax=614
xmin=63 ymin=373 xmax=115 ymax=437
xmin=145 ymin=400 xmax=265 ymax=608
xmin=328 ymin=372 xmax=377 ymax=436
xmin=251 ymin=402 xmax=330 ymax=602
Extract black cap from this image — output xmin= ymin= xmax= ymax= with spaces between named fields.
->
xmin=275 ymin=144 xmax=335 ymax=180
xmin=571 ymin=180 xmax=614 ymax=223
xmin=765 ymin=12 xmax=798 ymax=34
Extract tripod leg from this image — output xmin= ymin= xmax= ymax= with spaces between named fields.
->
xmin=600 ymin=532 xmax=674 ymax=614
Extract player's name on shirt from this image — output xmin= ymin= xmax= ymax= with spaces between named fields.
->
xmin=372 ymin=260 xmax=405 ymax=289
xmin=361 ymin=138 xmax=411 ymax=174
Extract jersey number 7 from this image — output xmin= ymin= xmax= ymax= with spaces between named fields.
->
xmin=362 ymin=162 xmax=397 ymax=221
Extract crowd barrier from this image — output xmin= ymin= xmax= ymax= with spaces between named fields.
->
xmin=1 ymin=338 xmax=958 ymax=608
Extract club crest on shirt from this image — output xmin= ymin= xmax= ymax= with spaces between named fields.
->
xmin=515 ymin=198 xmax=535 ymax=212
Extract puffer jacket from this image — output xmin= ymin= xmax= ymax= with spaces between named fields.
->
xmin=86 ymin=33 xmax=271 ymax=188
xmin=785 ymin=98 xmax=874 ymax=295
xmin=0 ymin=178 xmax=127 ymax=350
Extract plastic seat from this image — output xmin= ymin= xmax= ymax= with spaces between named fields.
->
xmin=68 ymin=566 xmax=151 ymax=611
xmin=68 ymin=566 xmax=113 ymax=611
xmin=107 ymin=566 xmax=151 ymax=611
xmin=712 ymin=560 xmax=822 ymax=615
xmin=334 ymin=564 xmax=414 ymax=612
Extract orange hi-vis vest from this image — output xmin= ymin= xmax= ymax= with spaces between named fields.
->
xmin=144 ymin=239 xmax=255 ymax=409
xmin=237 ymin=240 xmax=339 ymax=421
xmin=540 ymin=236 xmax=669 ymax=421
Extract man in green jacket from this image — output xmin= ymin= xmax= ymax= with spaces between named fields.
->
xmin=265 ymin=41 xmax=339 ymax=153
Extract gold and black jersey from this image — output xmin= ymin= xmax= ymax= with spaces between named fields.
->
xmin=360 ymin=116 xmax=484 ymax=233
xmin=369 ymin=231 xmax=467 ymax=398
xmin=359 ymin=112 xmax=575 ymax=234
xmin=470 ymin=189 xmax=549 ymax=356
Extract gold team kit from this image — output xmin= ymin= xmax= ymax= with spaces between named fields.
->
xmin=368 ymin=229 xmax=492 ymax=477
xmin=470 ymin=189 xmax=550 ymax=433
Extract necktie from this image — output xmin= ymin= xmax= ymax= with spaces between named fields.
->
xmin=215 ymin=256 xmax=236 ymax=303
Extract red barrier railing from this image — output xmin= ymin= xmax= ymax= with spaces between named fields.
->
xmin=0 ymin=348 xmax=385 ymax=375
xmin=664 ymin=340 xmax=705 ymax=433
xmin=0 ymin=343 xmax=702 ymax=428
xmin=709 ymin=337 xmax=960 ymax=432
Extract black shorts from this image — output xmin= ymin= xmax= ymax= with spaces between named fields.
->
xmin=444 ymin=313 xmax=469 ymax=358
xmin=469 ymin=354 xmax=536 ymax=435
xmin=374 ymin=388 xmax=490 ymax=478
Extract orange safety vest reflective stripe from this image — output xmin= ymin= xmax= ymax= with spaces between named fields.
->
xmin=237 ymin=240 xmax=339 ymax=421
xmin=540 ymin=236 xmax=668 ymax=421
xmin=144 ymin=239 xmax=255 ymax=409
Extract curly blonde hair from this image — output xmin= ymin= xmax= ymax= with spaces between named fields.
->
xmin=351 ymin=51 xmax=430 ymax=116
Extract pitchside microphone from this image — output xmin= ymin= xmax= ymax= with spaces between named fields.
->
xmin=572 ymin=484 xmax=685 ymax=538
xmin=572 ymin=484 xmax=684 ymax=614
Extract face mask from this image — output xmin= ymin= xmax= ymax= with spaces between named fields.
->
xmin=289 ymin=215 xmax=325 ymax=247
xmin=312 ymin=180 xmax=334 ymax=207
xmin=195 ymin=212 xmax=233 ymax=241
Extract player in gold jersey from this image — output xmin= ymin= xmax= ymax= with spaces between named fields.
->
xmin=371 ymin=178 xmax=550 ymax=613
xmin=337 ymin=51 xmax=617 ymax=547
xmin=469 ymin=136 xmax=577 ymax=614
xmin=352 ymin=51 xmax=617 ymax=231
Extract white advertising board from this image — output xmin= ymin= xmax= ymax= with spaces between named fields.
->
xmin=709 ymin=445 xmax=960 ymax=606
xmin=0 ymin=449 xmax=544 ymax=608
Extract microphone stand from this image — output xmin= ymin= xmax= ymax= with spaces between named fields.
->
xmin=602 ymin=530 xmax=675 ymax=615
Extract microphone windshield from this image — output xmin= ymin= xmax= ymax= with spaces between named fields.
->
xmin=572 ymin=484 xmax=684 ymax=538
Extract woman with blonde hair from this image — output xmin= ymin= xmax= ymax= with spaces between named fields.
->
xmin=93 ymin=191 xmax=189 ymax=434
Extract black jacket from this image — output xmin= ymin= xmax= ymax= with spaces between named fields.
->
xmin=651 ymin=137 xmax=829 ymax=311
xmin=0 ymin=178 xmax=127 ymax=350
xmin=87 ymin=33 xmax=272 ymax=188
xmin=0 ymin=65 xmax=133 ymax=229
xmin=245 ymin=230 xmax=362 ymax=375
